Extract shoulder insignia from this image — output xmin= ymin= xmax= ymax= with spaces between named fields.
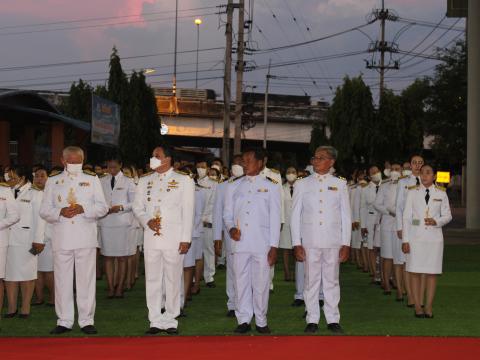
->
xmin=123 ymin=173 xmax=133 ymax=179
xmin=435 ymin=185 xmax=446 ymax=192
xmin=48 ymin=170 xmax=62 ymax=177
xmin=174 ymin=169 xmax=189 ymax=176
xmin=0 ymin=182 xmax=10 ymax=187
xmin=270 ymin=168 xmax=280 ymax=174
xmin=296 ymin=176 xmax=305 ymax=181
xmin=97 ymin=173 xmax=107 ymax=178
xmin=31 ymin=184 xmax=42 ymax=191
xmin=266 ymin=176 xmax=278 ymax=184
xmin=228 ymin=175 xmax=245 ymax=183
xmin=83 ymin=169 xmax=97 ymax=176
xmin=407 ymin=185 xmax=419 ymax=190
xmin=399 ymin=175 xmax=407 ymax=179
xmin=382 ymin=179 xmax=391 ymax=184
xmin=140 ymin=171 xmax=153 ymax=178
xmin=335 ymin=175 xmax=346 ymax=182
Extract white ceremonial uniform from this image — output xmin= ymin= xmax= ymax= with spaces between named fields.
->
xmin=213 ymin=175 xmax=244 ymax=311
xmin=349 ymin=183 xmax=362 ymax=250
xmin=5 ymin=183 xmax=45 ymax=282
xmin=0 ymin=183 xmax=20 ymax=279
xmin=396 ymin=174 xmax=421 ymax=232
xmin=360 ymin=181 xmax=381 ymax=249
xmin=98 ymin=171 xmax=136 ymax=257
xmin=40 ymin=170 xmax=108 ymax=329
xmin=291 ymin=173 xmax=351 ymax=325
xmin=280 ymin=182 xmax=295 ymax=249
xmin=38 ymin=223 xmax=54 ymax=272
xmin=374 ymin=179 xmax=402 ymax=262
xmin=223 ymin=175 xmax=281 ymax=327
xmin=133 ymin=168 xmax=194 ymax=330
xmin=184 ymin=183 xmax=207 ymax=268
xmin=260 ymin=167 xmax=283 ymax=291
xmin=198 ymin=175 xmax=218 ymax=284
xmin=402 ymin=185 xmax=452 ymax=274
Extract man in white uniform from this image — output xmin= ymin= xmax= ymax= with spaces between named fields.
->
xmin=291 ymin=146 xmax=351 ymax=334
xmin=224 ymin=148 xmax=281 ymax=334
xmin=213 ymin=154 xmax=244 ymax=317
xmin=133 ymin=146 xmax=194 ymax=335
xmin=98 ymin=158 xmax=136 ymax=298
xmin=40 ymin=146 xmax=108 ymax=335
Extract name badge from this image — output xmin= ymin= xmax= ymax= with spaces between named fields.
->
xmin=20 ymin=199 xmax=31 ymax=203
xmin=328 ymin=186 xmax=338 ymax=191
xmin=79 ymin=182 xmax=90 ymax=187
xmin=433 ymin=199 xmax=442 ymax=202
xmin=257 ymin=188 xmax=269 ymax=193
xmin=412 ymin=219 xmax=420 ymax=226
xmin=115 ymin=187 xmax=124 ymax=190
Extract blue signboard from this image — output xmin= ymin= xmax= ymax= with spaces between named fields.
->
xmin=91 ymin=95 xmax=120 ymax=146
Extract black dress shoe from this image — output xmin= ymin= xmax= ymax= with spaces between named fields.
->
xmin=216 ymin=264 xmax=226 ymax=270
xmin=424 ymin=313 xmax=434 ymax=319
xmin=255 ymin=325 xmax=271 ymax=334
xmin=81 ymin=325 xmax=98 ymax=334
xmin=176 ymin=309 xmax=187 ymax=318
xmin=226 ymin=310 xmax=236 ymax=317
xmin=145 ymin=327 xmax=162 ymax=335
xmin=206 ymin=281 xmax=216 ymax=288
xmin=166 ymin=327 xmax=178 ymax=335
xmin=50 ymin=325 xmax=72 ymax=335
xmin=3 ymin=311 xmax=17 ymax=318
xmin=291 ymin=299 xmax=305 ymax=307
xmin=414 ymin=312 xmax=425 ymax=318
xmin=304 ymin=323 xmax=318 ymax=333
xmin=327 ymin=323 xmax=344 ymax=334
xmin=319 ymin=300 xmax=324 ymax=308
xmin=18 ymin=313 xmax=30 ymax=319
xmin=234 ymin=323 xmax=251 ymax=334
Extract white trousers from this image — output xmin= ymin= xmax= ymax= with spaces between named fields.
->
xmin=233 ymin=252 xmax=270 ymax=327
xmin=269 ymin=266 xmax=274 ymax=290
xmin=145 ymin=249 xmax=183 ymax=330
xmin=304 ymin=248 xmax=340 ymax=325
xmin=202 ymin=228 xmax=215 ymax=283
xmin=226 ymin=251 xmax=236 ymax=311
xmin=53 ymin=247 xmax=96 ymax=328
xmin=295 ymin=261 xmax=324 ymax=301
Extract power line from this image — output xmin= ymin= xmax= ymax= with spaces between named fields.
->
xmin=396 ymin=16 xmax=465 ymax=32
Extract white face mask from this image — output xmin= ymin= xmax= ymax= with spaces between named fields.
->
xmin=4 ymin=172 xmax=10 ymax=182
xmin=390 ymin=171 xmax=401 ymax=181
xmin=402 ymin=169 xmax=412 ymax=177
xmin=358 ymin=179 xmax=368 ymax=185
xmin=211 ymin=164 xmax=221 ymax=172
xmin=197 ymin=168 xmax=207 ymax=179
xmin=231 ymin=164 xmax=244 ymax=178
xmin=371 ymin=172 xmax=382 ymax=183
xmin=66 ymin=163 xmax=83 ymax=174
xmin=328 ymin=167 xmax=336 ymax=175
xmin=383 ymin=169 xmax=391 ymax=177
xmin=149 ymin=157 xmax=162 ymax=170
xmin=286 ymin=174 xmax=297 ymax=183
xmin=305 ymin=165 xmax=313 ymax=174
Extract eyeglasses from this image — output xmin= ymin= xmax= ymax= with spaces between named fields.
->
xmin=311 ymin=156 xmax=332 ymax=162
xmin=411 ymin=161 xmax=424 ymax=165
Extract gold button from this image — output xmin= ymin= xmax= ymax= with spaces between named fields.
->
xmin=248 ymin=201 xmax=251 ymax=204
xmin=320 ymin=222 xmax=322 ymax=225
xmin=320 ymin=189 xmax=323 ymax=192
xmin=246 ymin=212 xmax=249 ymax=215
xmin=319 ymin=211 xmax=322 ymax=214
xmin=320 ymin=200 xmax=323 ymax=203
xmin=71 ymin=221 xmax=75 ymax=224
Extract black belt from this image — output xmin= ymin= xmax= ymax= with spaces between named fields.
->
xmin=203 ymin=222 xmax=212 ymax=228
xmin=369 ymin=212 xmax=375 ymax=215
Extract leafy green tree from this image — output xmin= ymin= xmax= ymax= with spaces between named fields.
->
xmin=309 ymin=119 xmax=329 ymax=155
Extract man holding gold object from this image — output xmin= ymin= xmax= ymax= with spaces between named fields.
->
xmin=40 ymin=146 xmax=108 ymax=335
xmin=133 ymin=146 xmax=195 ymax=335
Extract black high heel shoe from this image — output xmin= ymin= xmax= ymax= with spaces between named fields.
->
xmin=3 ymin=310 xmax=18 ymax=318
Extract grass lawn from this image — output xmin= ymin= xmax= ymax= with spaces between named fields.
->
xmin=1 ymin=244 xmax=479 ymax=337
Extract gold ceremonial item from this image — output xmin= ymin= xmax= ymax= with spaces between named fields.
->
xmin=153 ymin=206 xmax=162 ymax=236
xmin=67 ymin=188 xmax=77 ymax=208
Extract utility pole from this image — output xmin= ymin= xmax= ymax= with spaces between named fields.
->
xmin=379 ymin=0 xmax=386 ymax=96
xmin=222 ymin=0 xmax=234 ymax=165
xmin=263 ymin=59 xmax=271 ymax=149
xmin=172 ymin=0 xmax=179 ymax=114
xmin=233 ymin=0 xmax=245 ymax=155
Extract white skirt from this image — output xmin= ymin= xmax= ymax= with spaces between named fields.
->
xmin=392 ymin=233 xmax=405 ymax=265
xmin=0 ymin=246 xmax=7 ymax=279
xmin=279 ymin=225 xmax=293 ymax=249
xmin=351 ymin=229 xmax=362 ymax=249
xmin=380 ymin=230 xmax=394 ymax=259
xmin=127 ymin=228 xmax=140 ymax=256
xmin=38 ymin=240 xmax=54 ymax=272
xmin=100 ymin=226 xmax=131 ymax=257
xmin=5 ymin=246 xmax=38 ymax=281
xmin=406 ymin=239 xmax=443 ymax=274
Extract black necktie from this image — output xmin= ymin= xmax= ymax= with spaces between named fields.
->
xmin=111 ymin=176 xmax=115 ymax=190
xmin=375 ymin=185 xmax=379 ymax=194
xmin=416 ymin=177 xmax=420 ymax=186
xmin=14 ymin=189 xmax=19 ymax=199
xmin=290 ymin=186 xmax=294 ymax=197
xmin=425 ymin=189 xmax=430 ymax=205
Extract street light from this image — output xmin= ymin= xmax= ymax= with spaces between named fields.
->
xmin=194 ymin=18 xmax=202 ymax=89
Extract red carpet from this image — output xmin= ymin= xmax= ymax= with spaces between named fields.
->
xmin=0 ymin=336 xmax=479 ymax=360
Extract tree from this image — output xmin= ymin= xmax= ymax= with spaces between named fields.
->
xmin=425 ymin=39 xmax=466 ymax=170
xmin=309 ymin=119 xmax=328 ymax=155
xmin=62 ymin=79 xmax=93 ymax=122
xmin=326 ymin=76 xmax=375 ymax=172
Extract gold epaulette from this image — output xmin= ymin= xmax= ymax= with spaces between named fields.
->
xmin=140 ymin=171 xmax=153 ymax=178
xmin=435 ymin=185 xmax=446 ymax=192
xmin=335 ymin=175 xmax=346 ymax=181
xmin=266 ymin=176 xmax=278 ymax=184
xmin=174 ymin=169 xmax=189 ymax=176
xmin=399 ymin=175 xmax=407 ymax=179
xmin=382 ymin=179 xmax=391 ymax=184
xmin=123 ymin=173 xmax=133 ymax=179
xmin=408 ymin=185 xmax=419 ymax=190
xmin=31 ymin=184 xmax=43 ymax=191
xmin=97 ymin=173 xmax=107 ymax=178
xmin=270 ymin=168 xmax=280 ymax=174
xmin=0 ymin=182 xmax=10 ymax=187
xmin=48 ymin=170 xmax=62 ymax=177
xmin=83 ymin=169 xmax=97 ymax=176
xmin=228 ymin=175 xmax=245 ymax=183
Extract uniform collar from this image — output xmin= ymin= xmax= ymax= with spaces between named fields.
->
xmin=113 ymin=171 xmax=123 ymax=180
xmin=246 ymin=174 xmax=258 ymax=182
xmin=314 ymin=172 xmax=330 ymax=181
xmin=157 ymin=167 xmax=173 ymax=179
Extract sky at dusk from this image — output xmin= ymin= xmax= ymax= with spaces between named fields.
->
xmin=0 ymin=0 xmax=465 ymax=103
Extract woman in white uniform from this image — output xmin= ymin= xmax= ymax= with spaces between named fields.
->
xmin=0 ymin=175 xmax=20 ymax=315
xmin=33 ymin=167 xmax=55 ymax=306
xmin=4 ymin=167 xmax=46 ymax=318
xmin=280 ymin=167 xmax=297 ymax=281
xmin=402 ymin=164 xmax=452 ymax=318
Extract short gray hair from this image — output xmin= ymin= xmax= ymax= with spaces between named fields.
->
xmin=315 ymin=146 xmax=338 ymax=160
xmin=62 ymin=146 xmax=84 ymax=160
